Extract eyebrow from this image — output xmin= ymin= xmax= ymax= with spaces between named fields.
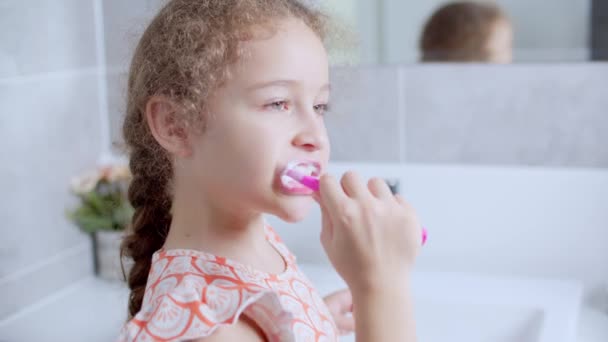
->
xmin=246 ymin=79 xmax=331 ymax=92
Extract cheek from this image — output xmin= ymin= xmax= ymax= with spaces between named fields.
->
xmin=221 ymin=131 xmax=283 ymax=191
xmin=194 ymin=112 xmax=296 ymax=192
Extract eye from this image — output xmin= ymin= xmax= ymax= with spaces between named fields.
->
xmin=313 ymin=103 xmax=330 ymax=116
xmin=265 ymin=100 xmax=290 ymax=112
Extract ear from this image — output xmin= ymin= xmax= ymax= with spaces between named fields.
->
xmin=145 ymin=96 xmax=193 ymax=158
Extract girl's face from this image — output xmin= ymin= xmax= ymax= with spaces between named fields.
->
xmin=183 ymin=17 xmax=330 ymax=223
xmin=486 ymin=19 xmax=513 ymax=64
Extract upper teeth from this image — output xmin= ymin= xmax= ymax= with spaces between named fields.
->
xmin=295 ymin=164 xmax=315 ymax=176
xmin=285 ymin=161 xmax=317 ymax=177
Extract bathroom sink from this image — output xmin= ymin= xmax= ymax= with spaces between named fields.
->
xmin=411 ymin=299 xmax=543 ymax=342
xmin=298 ymin=264 xmax=582 ymax=342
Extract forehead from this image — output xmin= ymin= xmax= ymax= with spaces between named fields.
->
xmin=230 ymin=17 xmax=329 ymax=88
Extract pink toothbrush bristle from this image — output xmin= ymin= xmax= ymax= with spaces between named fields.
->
xmin=286 ymin=168 xmax=319 ymax=191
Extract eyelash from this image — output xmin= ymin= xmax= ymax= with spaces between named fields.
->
xmin=264 ymin=101 xmax=330 ymax=116
xmin=266 ymin=101 xmax=290 ymax=112
xmin=314 ymin=104 xmax=331 ymax=115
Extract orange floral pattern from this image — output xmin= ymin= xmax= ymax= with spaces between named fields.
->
xmin=117 ymin=225 xmax=338 ymax=342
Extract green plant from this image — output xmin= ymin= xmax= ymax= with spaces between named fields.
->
xmin=67 ymin=165 xmax=133 ymax=233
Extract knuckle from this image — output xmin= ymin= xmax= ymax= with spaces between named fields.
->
xmin=368 ymin=202 xmax=385 ymax=217
xmin=338 ymin=202 xmax=357 ymax=225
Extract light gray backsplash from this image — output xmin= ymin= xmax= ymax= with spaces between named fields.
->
xmin=102 ymin=0 xmax=166 ymax=70
xmin=327 ymin=64 xmax=608 ymax=168
xmin=403 ymin=64 xmax=608 ymax=168
xmin=326 ymin=67 xmax=404 ymax=162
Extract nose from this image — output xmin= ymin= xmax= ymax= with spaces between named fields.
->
xmin=292 ymin=109 xmax=328 ymax=153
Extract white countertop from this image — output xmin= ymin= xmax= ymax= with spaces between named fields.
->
xmin=0 ymin=266 xmax=605 ymax=342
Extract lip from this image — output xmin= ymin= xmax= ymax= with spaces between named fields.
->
xmin=278 ymin=159 xmax=322 ymax=195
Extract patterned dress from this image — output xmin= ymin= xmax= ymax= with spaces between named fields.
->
xmin=117 ymin=225 xmax=339 ymax=342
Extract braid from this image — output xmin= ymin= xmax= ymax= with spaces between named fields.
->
xmin=120 ymin=147 xmax=173 ymax=318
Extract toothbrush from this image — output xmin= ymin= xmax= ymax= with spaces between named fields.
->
xmin=285 ymin=168 xmax=320 ymax=191
xmin=286 ymin=168 xmax=428 ymax=245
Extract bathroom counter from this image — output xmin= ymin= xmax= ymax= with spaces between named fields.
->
xmin=0 ymin=266 xmax=604 ymax=342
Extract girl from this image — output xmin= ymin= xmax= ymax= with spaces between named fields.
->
xmin=118 ymin=0 xmax=422 ymax=341
xmin=420 ymin=1 xmax=513 ymax=63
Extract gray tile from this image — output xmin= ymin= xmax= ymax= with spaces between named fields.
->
xmin=403 ymin=64 xmax=608 ymax=168
xmin=103 ymin=0 xmax=166 ymax=69
xmin=0 ymin=72 xmax=101 ymax=279
xmin=327 ymin=66 xmax=402 ymax=162
xmin=0 ymin=0 xmax=97 ymax=77
xmin=106 ymin=70 xmax=129 ymax=154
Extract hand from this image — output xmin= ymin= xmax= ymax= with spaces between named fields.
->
xmin=323 ymin=288 xmax=355 ymax=336
xmin=314 ymin=172 xmax=422 ymax=296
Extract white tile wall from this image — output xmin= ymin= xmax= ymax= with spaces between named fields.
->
xmin=0 ymin=0 xmax=103 ymax=320
xmin=102 ymin=0 xmax=166 ymax=69
xmin=0 ymin=0 xmax=97 ymax=77
xmin=0 ymin=71 xmax=102 ymax=319
xmin=106 ymin=70 xmax=128 ymax=153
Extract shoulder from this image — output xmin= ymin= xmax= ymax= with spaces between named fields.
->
xmin=117 ymin=251 xmax=279 ymax=342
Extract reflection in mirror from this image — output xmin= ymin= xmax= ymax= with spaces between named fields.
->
xmin=419 ymin=2 xmax=513 ymax=63
xmin=321 ymin=0 xmax=605 ymax=65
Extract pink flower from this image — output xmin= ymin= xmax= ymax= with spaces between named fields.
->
xmin=69 ymin=164 xmax=131 ymax=195
xmin=70 ymin=170 xmax=101 ymax=195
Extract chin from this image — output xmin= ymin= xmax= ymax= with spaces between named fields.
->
xmin=272 ymin=196 xmax=314 ymax=223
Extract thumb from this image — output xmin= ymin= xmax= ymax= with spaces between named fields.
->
xmin=319 ymin=204 xmax=333 ymax=251
xmin=312 ymin=190 xmax=321 ymax=204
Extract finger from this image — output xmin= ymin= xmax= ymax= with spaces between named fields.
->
xmin=312 ymin=191 xmax=321 ymax=204
xmin=319 ymin=174 xmax=349 ymax=213
xmin=367 ymin=177 xmax=392 ymax=199
xmin=319 ymin=207 xmax=333 ymax=251
xmin=394 ymin=193 xmax=409 ymax=207
xmin=393 ymin=195 xmax=426 ymax=245
xmin=325 ymin=289 xmax=352 ymax=310
xmin=340 ymin=171 xmax=367 ymax=198
xmin=335 ymin=315 xmax=355 ymax=335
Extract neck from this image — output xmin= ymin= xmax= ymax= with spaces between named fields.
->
xmin=163 ymin=182 xmax=267 ymax=257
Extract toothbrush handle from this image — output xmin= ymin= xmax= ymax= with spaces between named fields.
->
xmin=300 ymin=175 xmax=320 ymax=191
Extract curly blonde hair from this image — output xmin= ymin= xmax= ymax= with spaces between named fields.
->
xmin=120 ymin=0 xmax=328 ymax=319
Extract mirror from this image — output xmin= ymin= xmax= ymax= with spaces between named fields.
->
xmin=321 ymin=0 xmax=606 ymax=65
